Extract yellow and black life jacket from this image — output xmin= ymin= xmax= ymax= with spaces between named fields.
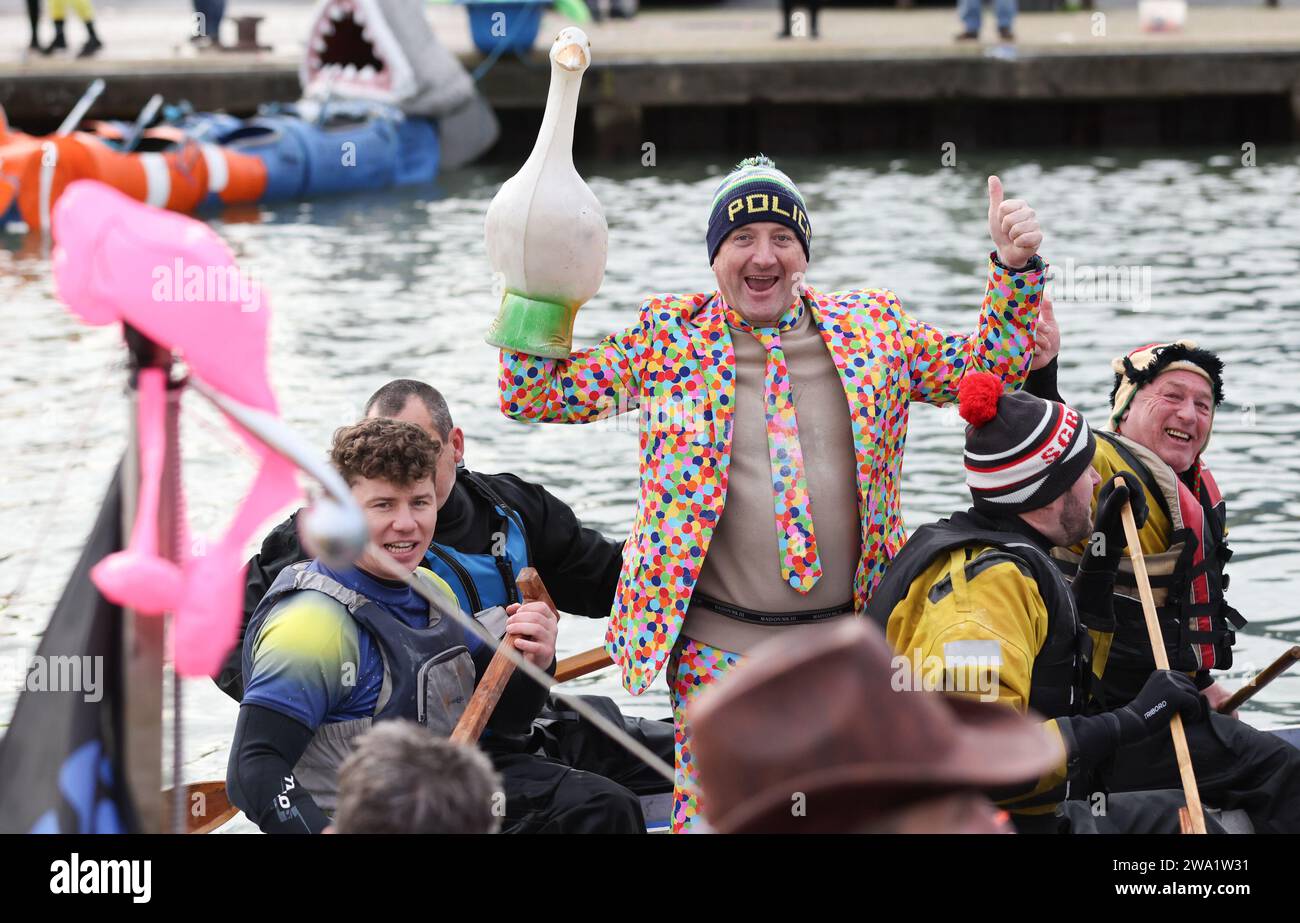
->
xmin=868 ymin=510 xmax=1092 ymax=722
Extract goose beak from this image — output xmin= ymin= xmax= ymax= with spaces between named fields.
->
xmin=555 ymin=42 xmax=588 ymax=71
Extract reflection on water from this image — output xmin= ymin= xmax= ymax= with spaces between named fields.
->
xmin=3 ymin=150 xmax=1299 ymax=830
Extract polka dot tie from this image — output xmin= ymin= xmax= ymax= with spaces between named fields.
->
xmin=723 ymin=298 xmax=822 ymax=593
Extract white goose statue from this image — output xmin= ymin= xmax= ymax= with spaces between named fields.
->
xmin=484 ymin=27 xmax=606 ymax=359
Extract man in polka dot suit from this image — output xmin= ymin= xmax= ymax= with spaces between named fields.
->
xmin=496 ymin=156 xmax=1046 ymax=831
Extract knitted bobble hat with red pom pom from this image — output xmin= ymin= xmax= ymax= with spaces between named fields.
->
xmin=958 ymin=371 xmax=1096 ymax=514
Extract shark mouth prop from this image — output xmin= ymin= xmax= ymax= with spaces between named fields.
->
xmin=299 ymin=0 xmax=476 ymax=118
xmin=304 ymin=0 xmax=399 ymax=97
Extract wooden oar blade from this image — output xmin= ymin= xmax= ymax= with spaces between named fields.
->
xmin=1218 ymin=646 xmax=1300 ymax=715
xmin=160 ymin=780 xmax=239 ymax=834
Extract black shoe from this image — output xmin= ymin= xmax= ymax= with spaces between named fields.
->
xmin=40 ymin=33 xmax=68 ymax=55
xmin=998 ymin=26 xmax=1015 ymax=40
xmin=954 ymin=30 xmax=979 ymax=41
xmin=77 ymin=36 xmax=103 ymax=58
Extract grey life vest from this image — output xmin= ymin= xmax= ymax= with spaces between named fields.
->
xmin=242 ymin=562 xmax=482 ymax=814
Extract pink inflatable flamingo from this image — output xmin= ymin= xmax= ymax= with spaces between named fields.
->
xmin=51 ymin=180 xmax=302 ymax=677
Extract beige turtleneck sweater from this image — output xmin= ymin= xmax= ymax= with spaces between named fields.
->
xmin=682 ymin=300 xmax=861 ymax=654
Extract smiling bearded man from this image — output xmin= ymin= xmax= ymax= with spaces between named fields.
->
xmin=497 ymin=155 xmax=1047 ymax=831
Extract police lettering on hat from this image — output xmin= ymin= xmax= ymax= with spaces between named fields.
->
xmin=724 ymin=192 xmax=812 ymax=242
xmin=707 ymin=155 xmax=812 ymax=265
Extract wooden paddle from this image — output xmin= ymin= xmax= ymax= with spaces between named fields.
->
xmin=515 ymin=570 xmax=614 ymax=682
xmin=1218 ymin=646 xmax=1300 ymax=715
xmin=160 ymin=780 xmax=240 ymax=835
xmin=556 ymin=645 xmax=615 ymax=683
xmin=1118 ymin=486 xmax=1207 ymax=834
xmin=450 ymin=567 xmax=557 ymax=745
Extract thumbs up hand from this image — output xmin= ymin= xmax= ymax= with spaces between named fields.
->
xmin=987 ymin=175 xmax=1042 ymax=270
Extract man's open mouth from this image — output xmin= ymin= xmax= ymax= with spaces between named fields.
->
xmin=384 ymin=541 xmax=417 ymax=555
xmin=305 ymin=0 xmax=393 ymax=92
xmin=1164 ymin=428 xmax=1194 ymax=443
xmin=745 ymin=275 xmax=780 ymax=294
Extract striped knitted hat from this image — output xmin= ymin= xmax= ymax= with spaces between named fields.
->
xmin=959 ymin=372 xmax=1096 ymax=514
xmin=706 ymin=155 xmax=812 ymax=265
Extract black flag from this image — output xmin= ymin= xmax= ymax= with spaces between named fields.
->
xmin=0 ymin=465 xmax=140 ymax=833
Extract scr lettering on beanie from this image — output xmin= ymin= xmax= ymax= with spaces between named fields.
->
xmin=1039 ymin=409 xmax=1081 ymax=465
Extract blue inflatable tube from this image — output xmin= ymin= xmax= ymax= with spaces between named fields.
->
xmin=112 ymin=99 xmax=448 ymax=209
xmin=393 ymin=118 xmax=440 ymax=187
xmin=211 ymin=110 xmax=439 ymax=203
xmin=217 ymin=118 xmax=311 ymax=202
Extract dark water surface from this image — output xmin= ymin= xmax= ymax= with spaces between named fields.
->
xmin=3 ymin=149 xmax=1298 ymax=830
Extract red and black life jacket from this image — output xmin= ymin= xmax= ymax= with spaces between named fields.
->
xmin=1053 ymin=431 xmax=1246 ymax=703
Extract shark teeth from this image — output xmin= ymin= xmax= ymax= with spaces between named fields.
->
xmin=313 ymin=62 xmax=373 ymax=84
xmin=329 ymin=3 xmax=345 ymax=21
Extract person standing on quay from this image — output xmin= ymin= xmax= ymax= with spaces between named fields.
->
xmin=956 ymin=0 xmax=1016 ymax=43
xmin=39 ymin=0 xmax=102 ymax=58
xmin=192 ymin=0 xmax=227 ymax=49
xmin=496 ymin=156 xmax=1047 ymax=831
xmin=26 ymin=0 xmax=44 ymax=51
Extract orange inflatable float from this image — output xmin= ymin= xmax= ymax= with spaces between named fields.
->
xmin=0 ymin=107 xmax=266 ymax=231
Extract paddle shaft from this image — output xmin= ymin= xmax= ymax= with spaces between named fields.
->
xmin=56 ymin=78 xmax=106 ymax=137
xmin=1119 ymin=489 xmax=1207 ymax=834
xmin=556 ymin=646 xmax=614 ymax=684
xmin=1219 ymin=646 xmax=1300 ymax=715
xmin=121 ymin=94 xmax=164 ymax=154
xmin=449 ymin=567 xmax=555 ymax=745
xmin=522 ymin=564 xmax=613 ymax=682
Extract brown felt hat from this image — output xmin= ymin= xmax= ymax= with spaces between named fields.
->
xmin=690 ymin=619 xmax=1063 ymax=834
